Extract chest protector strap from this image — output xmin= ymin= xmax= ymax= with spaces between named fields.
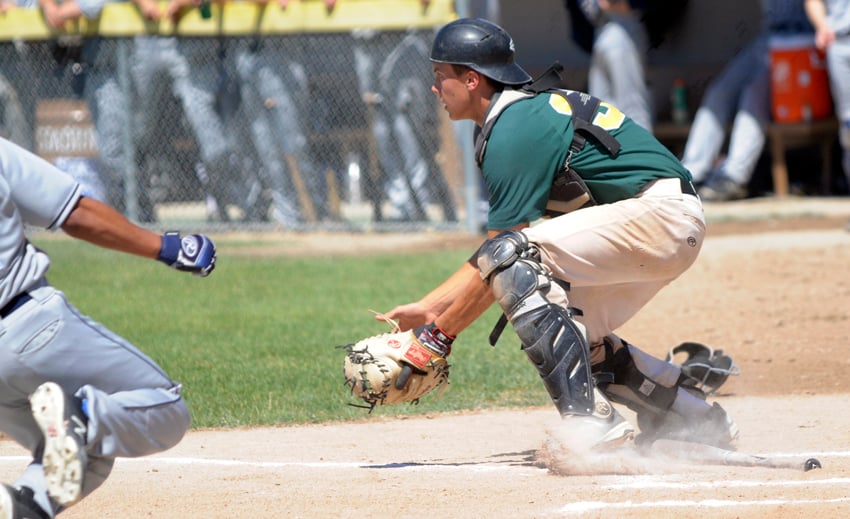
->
xmin=473 ymin=63 xmax=622 ymax=217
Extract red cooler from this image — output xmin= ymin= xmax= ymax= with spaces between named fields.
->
xmin=769 ymin=35 xmax=833 ymax=123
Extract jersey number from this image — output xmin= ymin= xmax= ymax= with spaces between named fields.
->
xmin=548 ymin=94 xmax=626 ymax=131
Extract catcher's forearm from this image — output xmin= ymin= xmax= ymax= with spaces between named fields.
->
xmin=433 ymin=265 xmax=495 ymax=337
xmin=420 ymin=263 xmax=480 ymax=318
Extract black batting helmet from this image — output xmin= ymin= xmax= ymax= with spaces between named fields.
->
xmin=430 ymin=18 xmax=532 ymax=86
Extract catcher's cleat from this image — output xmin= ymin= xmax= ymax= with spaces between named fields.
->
xmin=636 ymin=402 xmax=739 ymax=449
xmin=560 ymin=388 xmax=635 ymax=451
xmin=30 ymin=382 xmax=88 ymax=507
xmin=0 ymin=484 xmax=50 ymax=519
xmin=559 ymin=413 xmax=634 ymax=453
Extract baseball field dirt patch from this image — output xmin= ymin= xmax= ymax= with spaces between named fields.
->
xmin=2 ymin=201 xmax=849 ymax=518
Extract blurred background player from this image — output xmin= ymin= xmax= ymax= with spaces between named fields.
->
xmin=131 ymin=0 xmax=247 ymax=222
xmin=226 ymin=0 xmax=328 ymax=227
xmin=805 ymin=0 xmax=850 ymax=213
xmin=565 ymin=0 xmax=653 ymax=131
xmin=350 ymin=0 xmax=458 ymax=223
xmin=38 ymin=0 xmax=162 ymax=221
xmin=680 ymin=0 xmax=813 ymax=201
xmin=0 ymin=0 xmax=39 ymax=151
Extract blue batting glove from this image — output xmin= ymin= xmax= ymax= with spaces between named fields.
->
xmin=157 ymin=232 xmax=217 ymax=277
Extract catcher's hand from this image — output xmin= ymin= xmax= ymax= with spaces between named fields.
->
xmin=340 ymin=328 xmax=450 ymax=410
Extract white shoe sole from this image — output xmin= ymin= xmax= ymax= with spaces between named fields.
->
xmin=600 ymin=418 xmax=634 ymax=442
xmin=30 ymin=383 xmax=85 ymax=507
xmin=596 ymin=419 xmax=635 ymax=451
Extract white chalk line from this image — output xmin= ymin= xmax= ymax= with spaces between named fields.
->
xmin=558 ymin=497 xmax=850 ymax=514
xmin=2 ymin=453 xmax=847 ymax=513
xmin=124 ymin=457 xmax=527 ymax=472
xmin=0 ymin=455 xmax=527 ymax=472
xmin=0 ymin=449 xmax=847 ymax=472
xmin=601 ymin=475 xmax=850 ymax=490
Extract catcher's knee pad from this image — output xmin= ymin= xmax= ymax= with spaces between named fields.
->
xmin=477 ymin=230 xmax=551 ymax=322
xmin=477 ymin=232 xmax=594 ymax=416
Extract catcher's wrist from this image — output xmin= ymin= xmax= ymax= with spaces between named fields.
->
xmin=416 ymin=323 xmax=455 ymax=357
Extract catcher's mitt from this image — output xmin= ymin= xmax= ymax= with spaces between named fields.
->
xmin=340 ymin=329 xmax=450 ymax=410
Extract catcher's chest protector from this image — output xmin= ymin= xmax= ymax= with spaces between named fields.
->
xmin=474 ymin=64 xmax=621 ymax=217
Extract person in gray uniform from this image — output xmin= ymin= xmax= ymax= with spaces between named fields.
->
xmin=132 ymin=0 xmax=246 ymax=222
xmin=681 ymin=0 xmax=813 ymax=201
xmin=0 ymin=0 xmax=38 ymax=151
xmin=228 ymin=32 xmax=324 ymax=226
xmin=222 ymin=0 xmax=330 ymax=226
xmin=353 ymin=27 xmax=458 ymax=223
xmin=0 ymin=136 xmax=216 ymax=518
xmin=806 ymin=0 xmax=850 ymax=212
xmin=38 ymin=0 xmax=161 ymax=221
xmin=575 ymin=0 xmax=653 ymax=131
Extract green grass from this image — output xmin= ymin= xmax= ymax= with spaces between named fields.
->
xmin=32 ymin=234 xmax=550 ymax=428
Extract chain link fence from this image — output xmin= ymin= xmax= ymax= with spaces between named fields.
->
xmin=1 ymin=4 xmax=482 ymax=233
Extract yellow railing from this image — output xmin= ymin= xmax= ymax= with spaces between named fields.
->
xmin=0 ymin=0 xmax=456 ymax=40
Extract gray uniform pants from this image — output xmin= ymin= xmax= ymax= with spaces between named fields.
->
xmin=680 ymin=35 xmax=771 ymax=185
xmin=0 ymin=279 xmax=189 ymax=516
xmin=82 ymin=38 xmax=147 ymax=217
xmin=132 ymin=36 xmax=241 ymax=218
xmin=231 ymin=37 xmax=324 ymax=225
xmin=353 ymin=31 xmax=456 ymax=222
xmin=0 ymin=42 xmax=37 ymax=151
xmin=588 ymin=12 xmax=652 ymax=131
xmin=827 ymin=36 xmax=850 ymax=185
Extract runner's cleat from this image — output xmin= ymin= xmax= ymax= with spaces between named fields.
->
xmin=30 ymin=382 xmax=88 ymax=507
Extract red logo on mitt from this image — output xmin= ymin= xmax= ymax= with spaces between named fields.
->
xmin=404 ymin=342 xmax=432 ymax=369
xmin=388 ymin=339 xmax=401 ymax=349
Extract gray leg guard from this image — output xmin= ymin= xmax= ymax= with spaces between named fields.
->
xmin=478 ymin=231 xmax=594 ymax=416
xmin=598 ymin=338 xmax=737 ymax=446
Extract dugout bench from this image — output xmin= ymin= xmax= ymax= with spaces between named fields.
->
xmin=654 ymin=116 xmax=839 ymax=197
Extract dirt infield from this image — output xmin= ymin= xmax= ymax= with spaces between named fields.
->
xmin=2 ymin=199 xmax=849 ymax=518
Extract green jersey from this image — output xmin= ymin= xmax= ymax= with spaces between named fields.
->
xmin=482 ymin=90 xmax=692 ymax=230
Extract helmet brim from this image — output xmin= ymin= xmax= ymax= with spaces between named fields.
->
xmin=431 ymin=58 xmax=532 ymax=86
xmin=474 ymin=63 xmax=532 ymax=86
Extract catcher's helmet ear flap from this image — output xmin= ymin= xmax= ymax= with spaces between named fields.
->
xmin=666 ymin=342 xmax=741 ymax=396
xmin=430 ymin=18 xmax=532 ymax=85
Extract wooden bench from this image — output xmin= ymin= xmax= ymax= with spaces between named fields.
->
xmin=767 ymin=117 xmax=838 ymax=197
xmin=653 ymin=118 xmax=838 ymax=197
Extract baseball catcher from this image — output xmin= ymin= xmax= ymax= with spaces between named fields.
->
xmin=341 ymin=318 xmax=451 ymax=410
xmin=340 ymin=17 xmax=740 ymax=457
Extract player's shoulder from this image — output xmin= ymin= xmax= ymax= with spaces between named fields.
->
xmin=494 ymin=94 xmax=567 ymax=134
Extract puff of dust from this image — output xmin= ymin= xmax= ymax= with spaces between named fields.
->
xmin=535 ymin=424 xmax=684 ymax=476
